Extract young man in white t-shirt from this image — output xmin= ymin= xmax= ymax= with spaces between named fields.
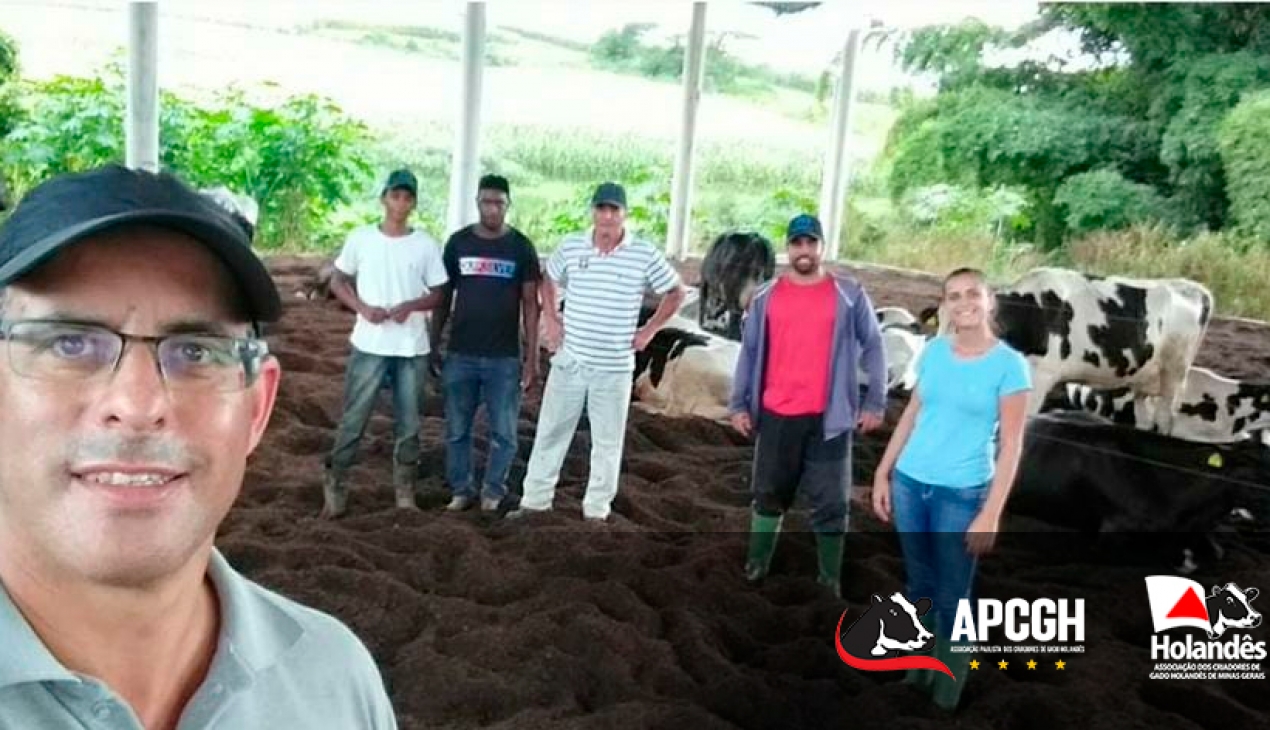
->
xmin=321 ymin=169 xmax=449 ymax=519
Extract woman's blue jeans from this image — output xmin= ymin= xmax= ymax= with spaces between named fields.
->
xmin=892 ymin=469 xmax=989 ymax=641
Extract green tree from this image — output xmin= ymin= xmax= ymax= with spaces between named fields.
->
xmin=1218 ymin=89 xmax=1270 ymax=242
xmin=883 ymin=5 xmax=1270 ymax=245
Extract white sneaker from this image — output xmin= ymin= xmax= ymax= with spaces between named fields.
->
xmin=446 ymin=496 xmax=475 ymax=512
xmin=480 ymin=497 xmax=502 ymax=512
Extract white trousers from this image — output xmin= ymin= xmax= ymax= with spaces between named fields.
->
xmin=521 ymin=350 xmax=632 ymax=519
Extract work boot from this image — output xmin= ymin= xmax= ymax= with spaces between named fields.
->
xmin=744 ymin=511 xmax=783 ymax=582
xmin=903 ymin=614 xmax=939 ymax=694
xmin=320 ymin=469 xmax=348 ymax=520
xmin=815 ymin=532 xmax=845 ymax=599
xmin=393 ymin=463 xmax=420 ymax=511
xmin=930 ymin=635 xmax=974 ymax=712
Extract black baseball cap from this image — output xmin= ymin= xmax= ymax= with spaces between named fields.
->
xmin=383 ymin=168 xmax=418 ymax=196
xmin=0 ymin=164 xmax=282 ymax=322
xmin=786 ymin=213 xmax=823 ymax=242
xmin=591 ymin=181 xmax=627 ymax=209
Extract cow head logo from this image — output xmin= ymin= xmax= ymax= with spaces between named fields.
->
xmin=834 ymin=592 xmax=954 ymax=678
xmin=1145 ymin=576 xmax=1262 ymax=639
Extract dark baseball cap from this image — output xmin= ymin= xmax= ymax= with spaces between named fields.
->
xmin=383 ymin=168 xmax=418 ymax=196
xmin=0 ymin=164 xmax=282 ymax=322
xmin=786 ymin=213 xmax=823 ymax=242
xmin=591 ymin=182 xmax=627 ymax=209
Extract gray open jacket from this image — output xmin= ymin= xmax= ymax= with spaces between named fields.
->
xmin=728 ymin=272 xmax=888 ymax=440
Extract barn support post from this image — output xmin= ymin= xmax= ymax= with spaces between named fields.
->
xmin=126 ymin=1 xmax=160 ymax=171
xmin=446 ymin=2 xmax=486 ymax=234
xmin=819 ymin=27 xmax=861 ymax=262
xmin=667 ymin=2 xmax=708 ymax=261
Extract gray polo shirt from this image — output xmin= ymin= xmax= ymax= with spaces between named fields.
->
xmin=0 ymin=549 xmax=397 ymax=729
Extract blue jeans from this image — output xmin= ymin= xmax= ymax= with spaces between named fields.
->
xmin=443 ymin=354 xmax=522 ymax=501
xmin=892 ymin=469 xmax=989 ymax=641
xmin=328 ymin=348 xmax=422 ymax=472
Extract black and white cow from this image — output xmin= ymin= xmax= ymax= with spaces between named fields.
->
xmin=632 ymin=313 xmax=739 ymax=422
xmin=698 ymin=231 xmax=775 ymax=340
xmin=876 ymin=306 xmax=920 ymax=332
xmin=1053 ymin=366 xmax=1270 ymax=444
xmin=1204 ymin=583 xmax=1261 ymax=638
xmin=1007 ymin=411 xmax=1269 ymax=573
xmin=927 ymin=267 xmax=1214 ymax=436
xmin=860 ymin=323 xmax=927 ymax=393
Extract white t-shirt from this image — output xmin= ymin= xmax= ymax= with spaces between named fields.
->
xmin=333 ymin=224 xmax=448 ymax=357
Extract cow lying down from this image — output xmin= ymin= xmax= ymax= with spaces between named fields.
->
xmin=1051 ymin=366 xmax=1270 ymax=445
xmin=632 ymin=314 xmax=738 ymax=423
xmin=1006 ymin=411 xmax=1268 ymax=574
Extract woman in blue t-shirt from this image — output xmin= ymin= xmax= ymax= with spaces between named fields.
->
xmin=871 ymin=267 xmax=1032 ymax=711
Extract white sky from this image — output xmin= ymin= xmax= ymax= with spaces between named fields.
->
xmin=0 ymin=1 xmax=1049 ymax=144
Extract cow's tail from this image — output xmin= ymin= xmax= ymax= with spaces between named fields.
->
xmin=834 ymin=611 xmax=956 ymax=678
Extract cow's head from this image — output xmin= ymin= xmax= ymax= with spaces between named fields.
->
xmin=699 ymin=231 xmax=774 ymax=341
xmin=1208 ymin=583 xmax=1261 ymax=633
xmin=869 ymin=593 xmax=934 ymax=655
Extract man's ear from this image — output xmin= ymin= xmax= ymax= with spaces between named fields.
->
xmin=246 ymin=356 xmax=281 ymax=454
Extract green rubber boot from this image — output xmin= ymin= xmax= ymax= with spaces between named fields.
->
xmin=815 ymin=532 xmax=845 ymax=599
xmin=744 ymin=511 xmax=782 ymax=582
xmin=903 ymin=613 xmax=939 ymax=694
xmin=930 ymin=635 xmax=974 ymax=712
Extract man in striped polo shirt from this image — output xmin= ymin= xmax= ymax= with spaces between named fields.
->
xmin=509 ymin=182 xmax=686 ymax=522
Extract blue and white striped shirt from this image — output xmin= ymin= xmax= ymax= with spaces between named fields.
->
xmin=547 ymin=229 xmax=681 ymax=372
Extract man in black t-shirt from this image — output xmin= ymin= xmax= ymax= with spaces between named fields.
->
xmin=430 ymin=174 xmax=542 ymax=512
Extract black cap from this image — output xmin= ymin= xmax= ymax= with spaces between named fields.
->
xmin=591 ymin=182 xmax=627 ymax=209
xmin=383 ymin=168 xmax=418 ymax=197
xmin=0 ymin=164 xmax=282 ymax=322
xmin=786 ymin=213 xmax=823 ymax=242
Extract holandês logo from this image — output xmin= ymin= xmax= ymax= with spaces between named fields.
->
xmin=833 ymin=592 xmax=954 ymax=677
xmin=1144 ymin=576 xmax=1265 ymax=680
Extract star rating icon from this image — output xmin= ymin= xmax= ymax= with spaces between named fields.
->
xmin=972 ymin=656 xmax=1070 ymax=671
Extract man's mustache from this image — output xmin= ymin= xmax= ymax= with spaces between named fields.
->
xmin=64 ymin=433 xmax=198 ymax=471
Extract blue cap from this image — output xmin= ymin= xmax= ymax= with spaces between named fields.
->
xmin=786 ymin=214 xmax=823 ymax=242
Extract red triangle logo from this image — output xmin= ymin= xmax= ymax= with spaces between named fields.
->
xmin=1167 ymin=587 xmax=1209 ymax=622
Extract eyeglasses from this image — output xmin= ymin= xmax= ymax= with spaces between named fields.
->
xmin=0 ymin=319 xmax=270 ymax=392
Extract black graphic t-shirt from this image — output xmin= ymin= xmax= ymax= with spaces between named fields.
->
xmin=442 ymin=225 xmax=541 ymax=358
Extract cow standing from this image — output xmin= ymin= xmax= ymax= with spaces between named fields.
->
xmin=698 ymin=231 xmax=775 ymax=340
xmin=932 ymin=267 xmax=1213 ymax=437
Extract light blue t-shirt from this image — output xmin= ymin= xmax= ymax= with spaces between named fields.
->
xmin=895 ymin=336 xmax=1032 ymax=488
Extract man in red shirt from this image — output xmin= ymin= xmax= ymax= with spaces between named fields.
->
xmin=728 ymin=214 xmax=887 ymax=598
